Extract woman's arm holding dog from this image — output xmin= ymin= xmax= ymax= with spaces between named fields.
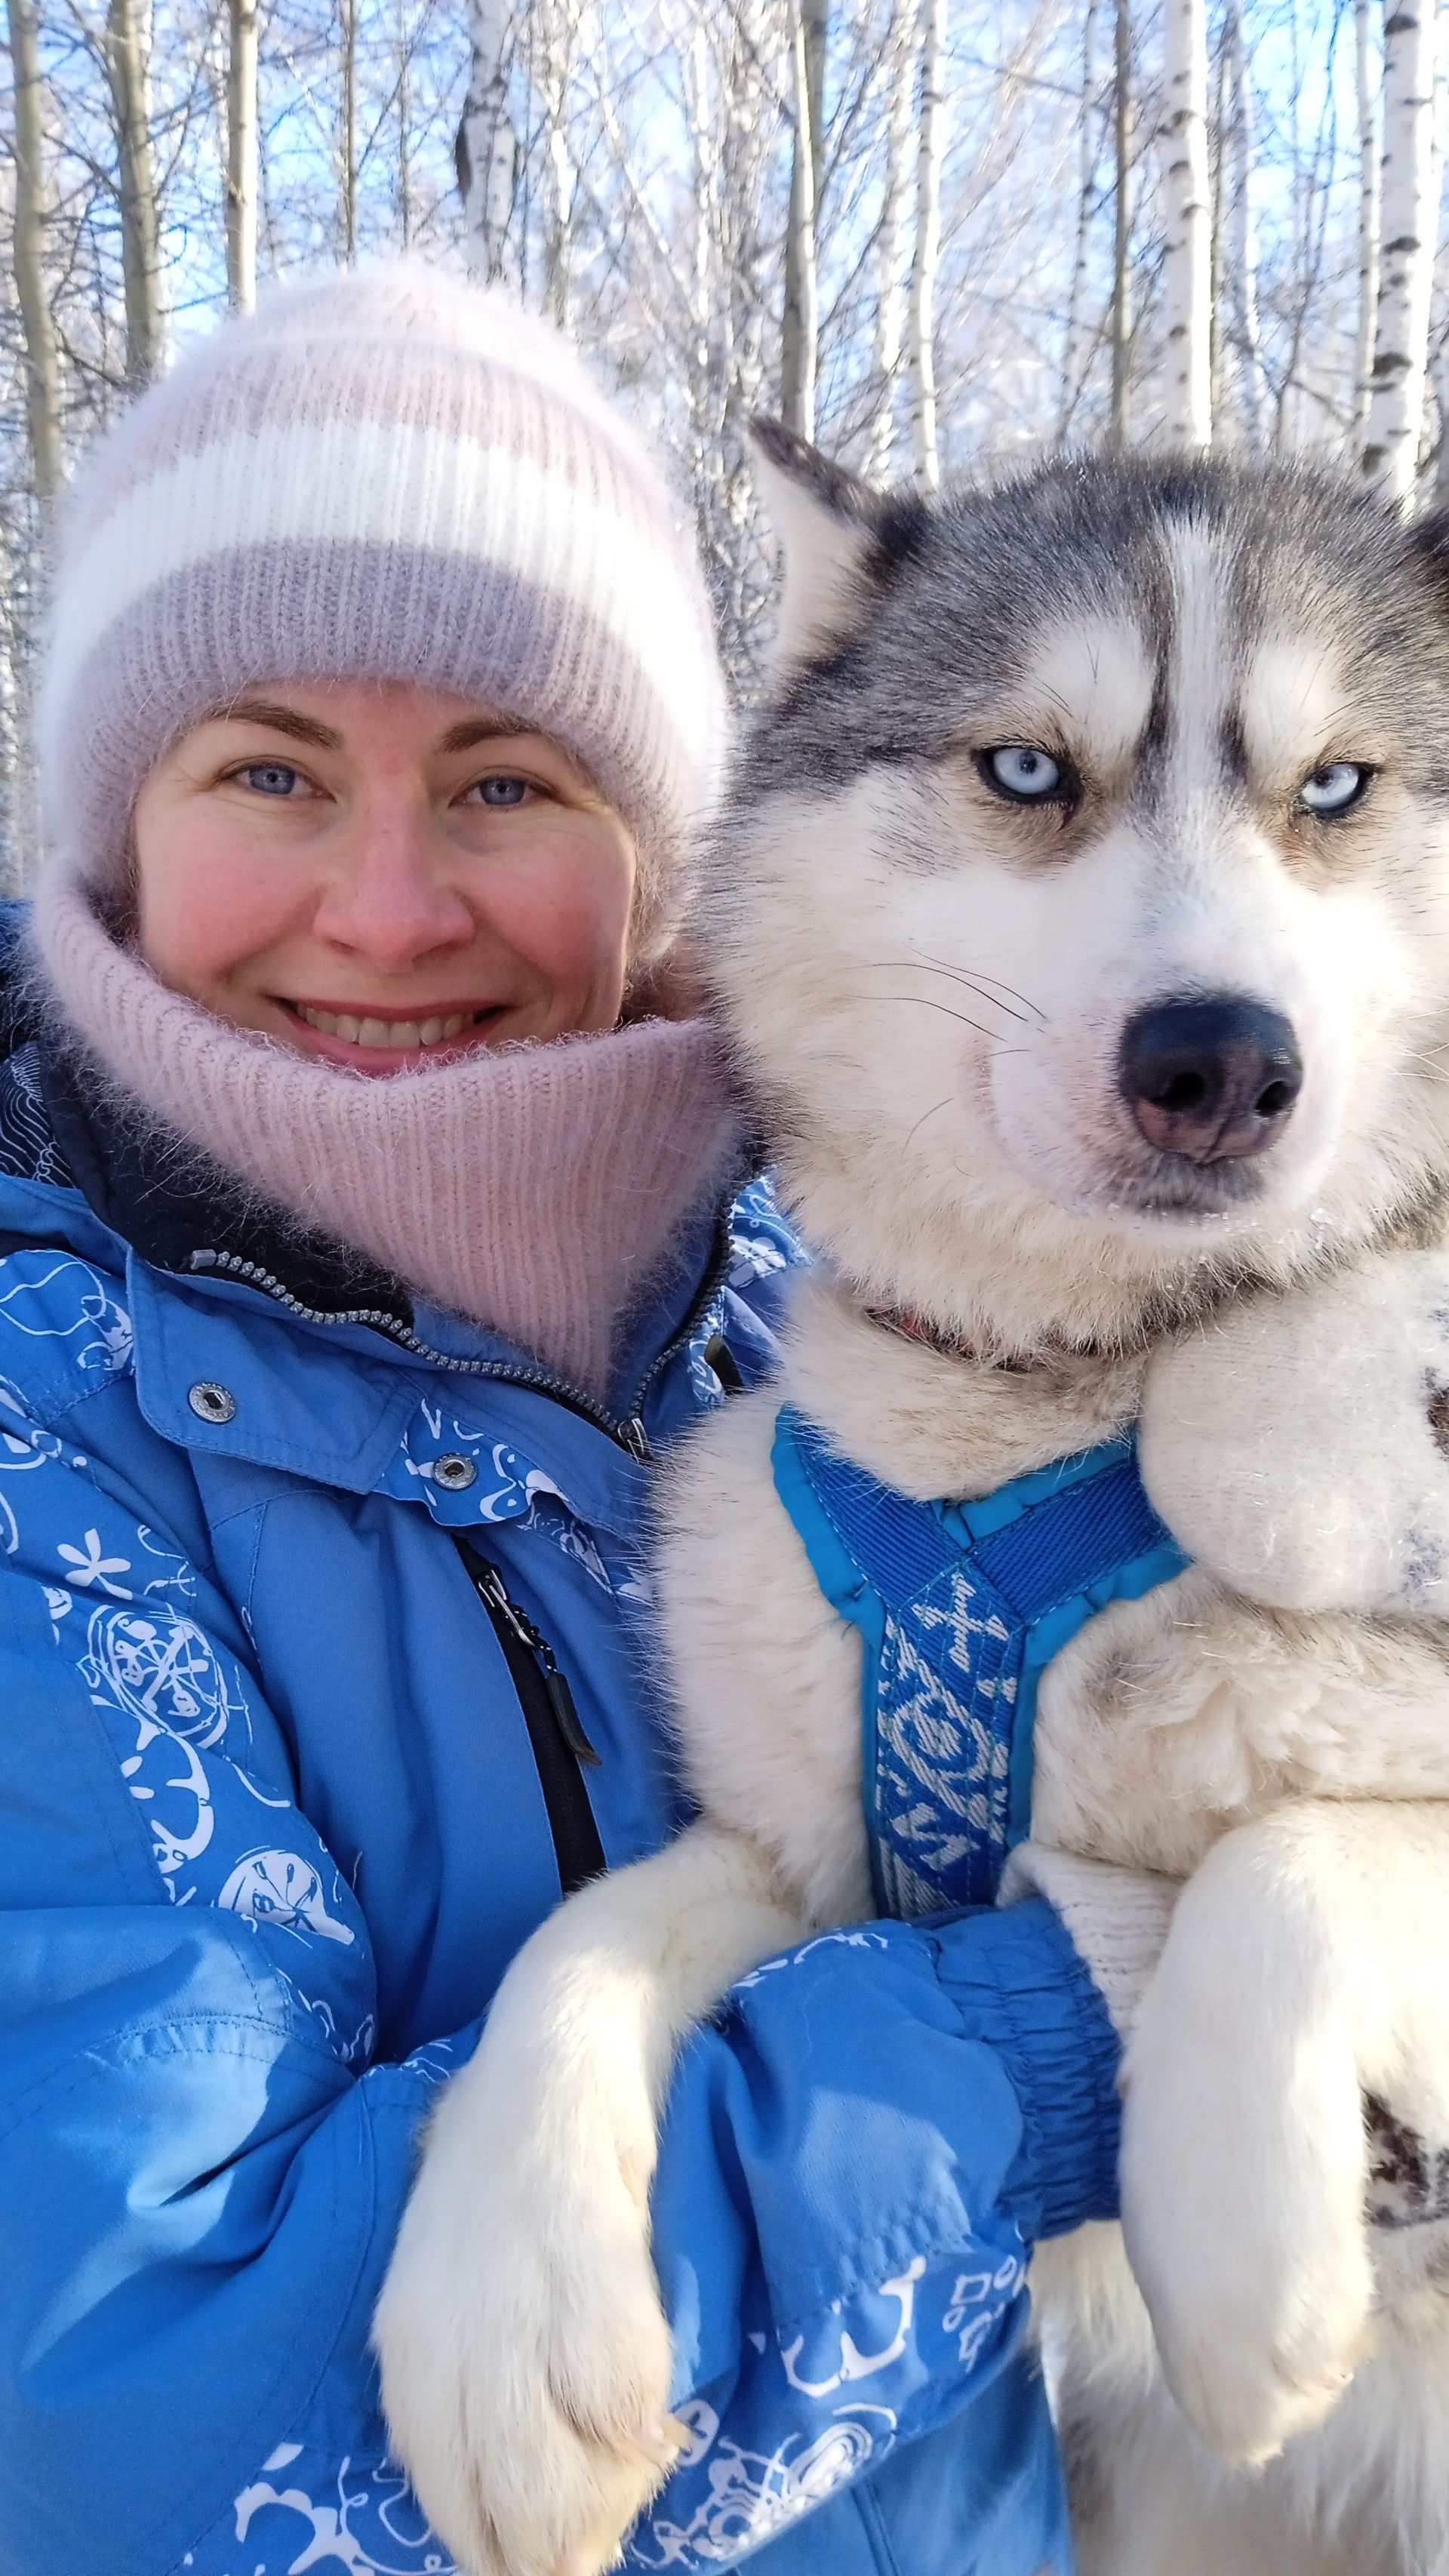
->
xmin=375 ymin=1855 xmax=1135 ymax=2576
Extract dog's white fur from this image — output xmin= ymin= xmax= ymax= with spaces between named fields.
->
xmin=375 ymin=451 xmax=1449 ymax=2575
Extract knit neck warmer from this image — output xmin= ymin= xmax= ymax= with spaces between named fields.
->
xmin=30 ymin=863 xmax=743 ymax=1406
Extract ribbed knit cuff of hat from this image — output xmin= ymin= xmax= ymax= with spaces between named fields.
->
xmin=998 ymin=1842 xmax=1180 ymax=2044
xmin=31 ymin=862 xmax=744 ymax=1409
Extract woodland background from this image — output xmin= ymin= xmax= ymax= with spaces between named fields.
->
xmin=1 ymin=0 xmax=1445 ymax=879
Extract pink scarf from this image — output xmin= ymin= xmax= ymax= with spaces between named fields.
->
xmin=32 ymin=862 xmax=743 ymax=1404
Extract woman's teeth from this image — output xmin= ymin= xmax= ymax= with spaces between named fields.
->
xmin=294 ymin=1005 xmax=481 ymax=1050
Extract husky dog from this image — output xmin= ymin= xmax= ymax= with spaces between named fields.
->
xmin=376 ymin=436 xmax=1449 ymax=2576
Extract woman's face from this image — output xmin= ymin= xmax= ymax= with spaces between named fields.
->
xmin=131 ymin=681 xmax=638 ymax=1072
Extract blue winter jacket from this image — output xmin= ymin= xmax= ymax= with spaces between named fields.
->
xmin=0 ymin=925 xmax=1122 ymax=2576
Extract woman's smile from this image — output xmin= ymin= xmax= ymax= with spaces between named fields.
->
xmin=276 ymin=995 xmax=509 ymax=1071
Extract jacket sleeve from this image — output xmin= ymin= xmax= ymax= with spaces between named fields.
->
xmin=629 ymin=1900 xmax=1119 ymax=2568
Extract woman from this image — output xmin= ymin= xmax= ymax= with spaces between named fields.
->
xmin=0 ymin=265 xmax=1164 ymax=2576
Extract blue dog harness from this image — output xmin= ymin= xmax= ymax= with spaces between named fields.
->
xmin=772 ymin=1406 xmax=1189 ymax=1916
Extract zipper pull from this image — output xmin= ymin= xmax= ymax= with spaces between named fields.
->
xmin=623 ymin=1414 xmax=652 ymax=1463
xmin=542 ymin=1664 xmax=601 ymax=1768
xmin=471 ymin=1559 xmax=518 ymax=1627
xmin=703 ymin=1331 xmax=745 ymax=1395
xmin=466 ymin=1549 xmax=601 ymax=1766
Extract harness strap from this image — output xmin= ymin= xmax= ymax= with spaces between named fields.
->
xmin=773 ymin=1405 xmax=1189 ymax=1918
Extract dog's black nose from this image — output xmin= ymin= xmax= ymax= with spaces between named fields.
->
xmin=1119 ymin=996 xmax=1303 ymax=1162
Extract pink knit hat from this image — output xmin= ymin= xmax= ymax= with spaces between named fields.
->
xmin=38 ymin=261 xmax=727 ymax=962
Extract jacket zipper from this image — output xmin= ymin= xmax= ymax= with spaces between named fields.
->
xmin=188 ymin=1223 xmax=742 ymax=1461
xmin=451 ymin=1535 xmax=605 ymax=1897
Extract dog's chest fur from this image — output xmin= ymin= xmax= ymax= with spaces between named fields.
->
xmin=659 ymin=1265 xmax=1449 ymax=1901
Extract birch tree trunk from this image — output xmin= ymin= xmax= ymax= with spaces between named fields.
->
xmin=1226 ymin=0 xmax=1265 ymax=442
xmin=781 ymin=0 xmax=827 ymax=440
xmin=226 ymin=0 xmax=259 ymax=312
xmin=1111 ymin=0 xmax=1132 ymax=448
xmin=7 ymin=0 xmax=63 ymax=500
xmin=867 ymin=0 xmax=915 ymax=478
xmin=1353 ymin=0 xmax=1382 ymax=439
xmin=1434 ymin=348 xmax=1449 ymax=494
xmin=1161 ymin=0 xmax=1212 ymax=446
xmin=456 ymin=0 xmax=515 ymax=282
xmin=1363 ymin=0 xmax=1438 ymax=498
xmin=1209 ymin=14 xmax=1226 ymax=420
xmin=909 ymin=0 xmax=947 ymax=491
xmin=1058 ymin=0 xmax=1100 ymax=442
xmin=104 ymin=0 xmax=165 ymax=386
xmin=396 ymin=0 xmax=414 ymax=247
xmin=537 ymin=0 xmax=579 ymax=328
xmin=339 ymin=0 xmax=357 ymax=260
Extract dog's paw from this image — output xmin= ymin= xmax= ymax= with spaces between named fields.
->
xmin=374 ymin=2024 xmax=681 ymax=2576
xmin=1118 ymin=1824 xmax=1375 ymax=2466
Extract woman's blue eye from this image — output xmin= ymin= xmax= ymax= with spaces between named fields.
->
xmin=475 ymin=776 xmax=530 ymax=808
xmin=241 ymin=762 xmax=300 ymax=797
xmin=983 ymin=744 xmax=1063 ymax=802
xmin=1299 ymin=761 xmax=1370 ymax=817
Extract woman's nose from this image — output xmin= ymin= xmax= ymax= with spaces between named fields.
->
xmin=310 ymin=805 xmax=475 ymax=967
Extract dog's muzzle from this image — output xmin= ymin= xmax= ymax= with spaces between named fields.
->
xmin=1119 ymin=994 xmax=1303 ymax=1164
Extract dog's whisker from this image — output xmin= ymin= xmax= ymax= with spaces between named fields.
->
xmin=906 ymin=949 xmax=1048 ymax=1026
xmin=902 ymin=1096 xmax=957 ymax=1154
xmin=858 ymin=958 xmax=1041 ymax=1028
xmin=880 ymin=956 xmax=1029 ymax=1014
xmin=858 ymin=994 xmax=1020 ymax=1045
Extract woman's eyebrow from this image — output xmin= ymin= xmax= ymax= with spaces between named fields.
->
xmin=435 ymin=716 xmax=525 ymax=755
xmin=212 ymin=698 xmax=345 ymax=750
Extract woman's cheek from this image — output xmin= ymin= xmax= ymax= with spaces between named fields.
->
xmin=485 ymin=826 xmax=634 ymax=1002
xmin=138 ymin=836 xmax=308 ymax=1000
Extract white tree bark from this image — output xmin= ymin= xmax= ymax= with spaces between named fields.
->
xmin=1111 ymin=0 xmax=1132 ymax=446
xmin=1364 ymin=0 xmax=1438 ymax=498
xmin=226 ymin=0 xmax=259 ymax=312
xmin=339 ymin=0 xmax=357 ymax=260
xmin=457 ymin=0 xmax=515 ymax=282
xmin=1353 ymin=0 xmax=1382 ymax=439
xmin=1057 ymin=0 xmax=1100 ymax=442
xmin=1161 ymin=0 xmax=1212 ymax=446
xmin=537 ymin=0 xmax=580 ymax=328
xmin=781 ymin=0 xmax=826 ymax=441
xmin=909 ymin=0 xmax=947 ymax=491
xmin=867 ymin=0 xmax=915 ymax=478
xmin=1434 ymin=347 xmax=1449 ymax=494
xmin=1226 ymin=3 xmax=1265 ymax=443
xmin=7 ymin=0 xmax=63 ymax=500
xmin=104 ymin=0 xmax=165 ymax=385
xmin=396 ymin=0 xmax=414 ymax=247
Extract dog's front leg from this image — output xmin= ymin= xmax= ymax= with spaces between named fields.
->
xmin=1118 ymin=1799 xmax=1449 ymax=2470
xmin=373 ymin=1821 xmax=800 ymax=2576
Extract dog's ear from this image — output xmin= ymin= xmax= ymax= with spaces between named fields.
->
xmin=748 ymin=417 xmax=881 ymax=664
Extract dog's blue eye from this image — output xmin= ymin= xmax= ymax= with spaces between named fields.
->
xmin=983 ymin=745 xmax=1063 ymax=802
xmin=1300 ymin=762 xmax=1370 ymax=817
